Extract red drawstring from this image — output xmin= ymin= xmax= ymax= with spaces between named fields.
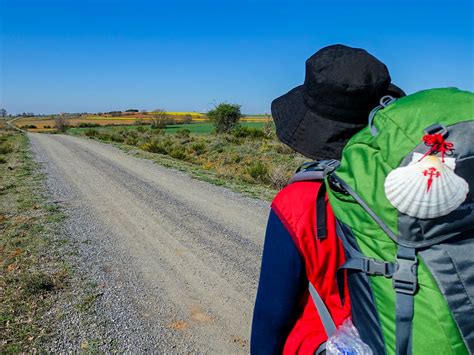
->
xmin=418 ymin=133 xmax=454 ymax=162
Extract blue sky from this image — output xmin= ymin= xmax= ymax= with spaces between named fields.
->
xmin=0 ymin=0 xmax=472 ymax=114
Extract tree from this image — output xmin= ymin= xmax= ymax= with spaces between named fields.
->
xmin=54 ymin=114 xmax=69 ymax=132
xmin=0 ymin=108 xmax=6 ymax=118
xmin=151 ymin=109 xmax=170 ymax=129
xmin=207 ymin=103 xmax=241 ymax=133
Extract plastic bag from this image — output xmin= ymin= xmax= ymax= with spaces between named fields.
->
xmin=326 ymin=318 xmax=373 ymax=355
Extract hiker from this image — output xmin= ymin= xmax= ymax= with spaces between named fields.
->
xmin=252 ymin=44 xmax=474 ymax=355
xmin=251 ymin=44 xmax=405 ymax=354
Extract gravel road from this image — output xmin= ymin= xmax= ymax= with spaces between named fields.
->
xmin=29 ymin=133 xmax=269 ymax=353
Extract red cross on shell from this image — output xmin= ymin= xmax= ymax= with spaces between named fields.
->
xmin=423 ymin=167 xmax=441 ymax=192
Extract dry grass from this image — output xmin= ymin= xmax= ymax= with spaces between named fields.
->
xmin=0 ymin=128 xmax=71 ymax=352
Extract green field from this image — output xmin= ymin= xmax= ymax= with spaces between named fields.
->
xmin=69 ymin=122 xmax=266 ymax=135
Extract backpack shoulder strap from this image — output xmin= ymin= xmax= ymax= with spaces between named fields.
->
xmin=289 ymin=159 xmax=340 ymax=184
xmin=288 ymin=160 xmax=339 ymax=240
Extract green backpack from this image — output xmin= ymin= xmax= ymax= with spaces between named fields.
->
xmin=325 ymin=88 xmax=474 ymax=354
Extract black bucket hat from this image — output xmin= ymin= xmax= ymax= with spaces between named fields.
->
xmin=271 ymin=44 xmax=405 ymax=160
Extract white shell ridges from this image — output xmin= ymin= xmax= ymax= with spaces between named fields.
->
xmin=384 ymin=153 xmax=469 ymax=219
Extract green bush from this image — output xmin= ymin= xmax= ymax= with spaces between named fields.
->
xmin=0 ymin=156 xmax=7 ymax=164
xmin=190 ymin=141 xmax=206 ymax=155
xmin=124 ymin=136 xmax=138 ymax=145
xmin=246 ymin=160 xmax=269 ymax=183
xmin=109 ymin=134 xmax=125 ymax=143
xmin=78 ymin=123 xmax=100 ymax=128
xmin=0 ymin=142 xmax=13 ymax=154
xmin=22 ymin=272 xmax=56 ymax=295
xmin=85 ymin=129 xmax=99 ymax=137
xmin=232 ymin=126 xmax=266 ymax=139
xmin=140 ymin=140 xmax=168 ymax=154
xmin=175 ymin=129 xmax=190 ymax=139
xmin=136 ymin=126 xmax=147 ymax=133
xmin=169 ymin=146 xmax=188 ymax=160
xmin=208 ymin=103 xmax=241 ymax=133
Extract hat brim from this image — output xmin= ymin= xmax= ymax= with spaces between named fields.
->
xmin=271 ymin=83 xmax=405 ymax=160
xmin=271 ymin=85 xmax=365 ymax=160
xmin=386 ymin=83 xmax=406 ymax=98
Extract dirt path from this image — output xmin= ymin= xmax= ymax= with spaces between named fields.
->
xmin=29 ymin=133 xmax=269 ymax=353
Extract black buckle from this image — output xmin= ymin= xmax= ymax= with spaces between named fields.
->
xmin=363 ymin=258 xmax=393 ymax=276
xmin=393 ymin=256 xmax=418 ymax=295
xmin=424 ymin=123 xmax=447 ymax=137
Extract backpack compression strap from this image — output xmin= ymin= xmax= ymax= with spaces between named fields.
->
xmin=309 ymin=281 xmax=337 ymax=354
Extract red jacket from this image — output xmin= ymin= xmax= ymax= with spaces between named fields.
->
xmin=251 ymin=180 xmax=351 ymax=354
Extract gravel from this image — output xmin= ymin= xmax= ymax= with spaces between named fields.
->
xmin=29 ymin=133 xmax=269 ymax=353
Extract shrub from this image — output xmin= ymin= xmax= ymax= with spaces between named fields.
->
xmin=169 ymin=146 xmax=188 ymax=160
xmin=21 ymin=125 xmax=37 ymax=129
xmin=246 ymin=160 xmax=269 ymax=183
xmin=151 ymin=128 xmax=165 ymax=136
xmin=136 ymin=126 xmax=147 ymax=133
xmin=124 ymin=136 xmax=138 ymax=145
xmin=183 ymin=114 xmax=193 ymax=124
xmin=85 ymin=129 xmax=99 ymax=137
xmin=275 ymin=142 xmax=295 ymax=154
xmin=269 ymin=164 xmax=290 ymax=189
xmin=0 ymin=156 xmax=7 ymax=164
xmin=208 ymin=103 xmax=241 ymax=133
xmin=109 ymin=134 xmax=124 ymax=143
xmin=263 ymin=120 xmax=275 ymax=138
xmin=140 ymin=140 xmax=168 ymax=154
xmin=43 ymin=125 xmax=51 ymax=129
xmin=175 ymin=129 xmax=190 ymax=139
xmin=232 ymin=126 xmax=266 ymax=139
xmin=78 ymin=123 xmax=100 ymax=128
xmin=151 ymin=109 xmax=174 ymax=129
xmin=54 ymin=114 xmax=69 ymax=132
xmin=134 ymin=118 xmax=148 ymax=126
xmin=0 ymin=142 xmax=13 ymax=154
xmin=190 ymin=141 xmax=206 ymax=155
xmin=22 ymin=272 xmax=56 ymax=295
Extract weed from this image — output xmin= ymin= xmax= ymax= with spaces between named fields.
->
xmin=175 ymin=129 xmax=190 ymax=139
xmin=0 ymin=142 xmax=14 ymax=154
xmin=169 ymin=146 xmax=188 ymax=160
xmin=190 ymin=141 xmax=206 ymax=155
xmin=76 ymin=293 xmax=102 ymax=312
xmin=246 ymin=160 xmax=269 ymax=183
xmin=78 ymin=123 xmax=101 ymax=128
xmin=140 ymin=140 xmax=168 ymax=155
xmin=22 ymin=272 xmax=56 ymax=295
xmin=124 ymin=136 xmax=138 ymax=145
xmin=232 ymin=126 xmax=266 ymax=139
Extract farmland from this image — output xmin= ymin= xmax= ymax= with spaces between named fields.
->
xmin=13 ymin=112 xmax=271 ymax=132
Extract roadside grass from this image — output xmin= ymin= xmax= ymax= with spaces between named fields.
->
xmin=69 ymin=122 xmax=307 ymax=201
xmin=0 ymin=129 xmax=71 ymax=352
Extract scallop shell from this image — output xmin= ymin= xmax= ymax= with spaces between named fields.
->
xmin=384 ymin=153 xmax=469 ymax=219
